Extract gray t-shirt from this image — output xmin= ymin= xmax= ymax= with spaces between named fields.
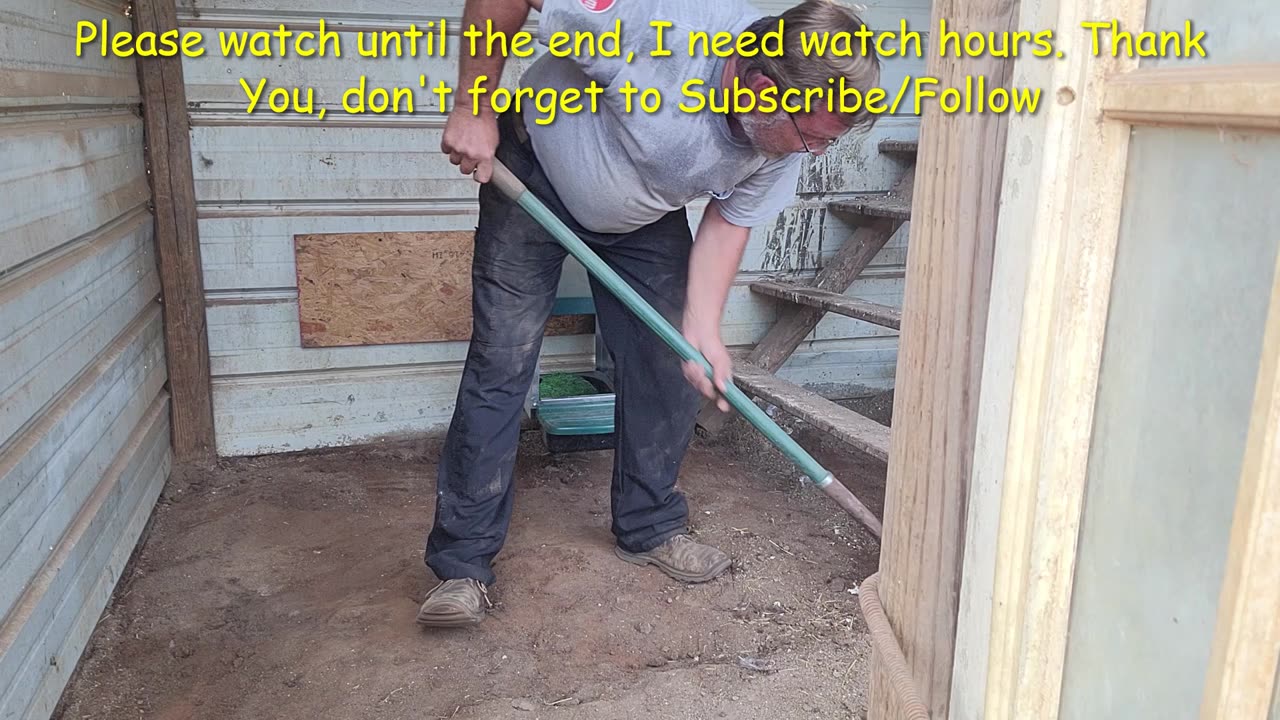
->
xmin=519 ymin=0 xmax=803 ymax=234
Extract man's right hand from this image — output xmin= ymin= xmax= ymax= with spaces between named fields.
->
xmin=441 ymin=111 xmax=499 ymax=183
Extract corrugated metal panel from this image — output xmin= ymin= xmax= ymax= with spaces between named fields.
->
xmin=0 ymin=115 xmax=151 ymax=273
xmin=178 ymin=0 xmax=923 ymax=455
xmin=0 ymin=2 xmax=170 ymax=717
xmin=0 ymin=211 xmax=158 ymax=445
xmin=0 ymin=2 xmax=141 ymax=109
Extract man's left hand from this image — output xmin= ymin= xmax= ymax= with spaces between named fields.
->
xmin=682 ymin=324 xmax=732 ymax=413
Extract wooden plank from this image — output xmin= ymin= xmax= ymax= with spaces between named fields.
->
xmin=829 ymin=195 xmax=913 ymax=222
xmin=750 ymin=280 xmax=902 ymax=330
xmin=864 ymin=0 xmax=1016 ymax=718
xmin=973 ymin=0 xmax=1145 ymax=716
xmin=1200 ymin=250 xmax=1280 ymax=720
xmin=134 ymin=0 xmax=216 ymax=461
xmin=947 ymin=0 xmax=1060 ymax=712
xmin=732 ymin=363 xmax=890 ymax=463
xmin=1103 ymin=64 xmax=1280 ymax=131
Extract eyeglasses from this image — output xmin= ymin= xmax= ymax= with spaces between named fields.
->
xmin=787 ymin=111 xmax=835 ymax=156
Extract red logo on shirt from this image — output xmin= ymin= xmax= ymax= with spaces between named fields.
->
xmin=579 ymin=0 xmax=615 ymax=12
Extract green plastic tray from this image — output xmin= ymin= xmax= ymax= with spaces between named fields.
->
xmin=536 ymin=394 xmax=616 ymax=436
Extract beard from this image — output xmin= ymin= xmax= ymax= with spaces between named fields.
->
xmin=737 ymin=110 xmax=792 ymax=159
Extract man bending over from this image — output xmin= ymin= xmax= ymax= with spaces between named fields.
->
xmin=417 ymin=0 xmax=880 ymax=627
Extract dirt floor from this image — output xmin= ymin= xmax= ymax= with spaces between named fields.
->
xmin=54 ymin=393 xmax=891 ymax=720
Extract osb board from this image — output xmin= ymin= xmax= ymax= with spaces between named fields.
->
xmin=294 ymin=231 xmax=592 ymax=348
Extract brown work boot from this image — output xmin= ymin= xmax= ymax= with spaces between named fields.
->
xmin=615 ymin=534 xmax=731 ymax=583
xmin=415 ymin=578 xmax=491 ymax=628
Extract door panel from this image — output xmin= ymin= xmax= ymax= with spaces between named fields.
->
xmin=1056 ymin=126 xmax=1280 ymax=719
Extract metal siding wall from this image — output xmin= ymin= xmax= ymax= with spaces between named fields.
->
xmin=178 ymin=0 xmax=926 ymax=456
xmin=0 ymin=2 xmax=172 ymax=718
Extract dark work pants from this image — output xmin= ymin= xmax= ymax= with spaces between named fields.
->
xmin=424 ymin=110 xmax=703 ymax=586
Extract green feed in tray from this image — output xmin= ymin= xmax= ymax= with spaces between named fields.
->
xmin=539 ymin=373 xmax=598 ymax=399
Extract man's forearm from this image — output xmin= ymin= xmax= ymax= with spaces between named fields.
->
xmin=455 ymin=0 xmax=537 ymax=116
xmin=684 ymin=202 xmax=750 ymax=338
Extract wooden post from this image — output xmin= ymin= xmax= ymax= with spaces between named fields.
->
xmin=133 ymin=0 xmax=216 ymax=460
xmin=865 ymin=0 xmax=1017 ymax=717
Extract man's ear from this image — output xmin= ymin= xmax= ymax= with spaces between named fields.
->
xmin=744 ymin=68 xmax=776 ymax=94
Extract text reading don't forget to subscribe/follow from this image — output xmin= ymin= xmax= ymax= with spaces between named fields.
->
xmin=76 ymin=17 xmax=1208 ymax=121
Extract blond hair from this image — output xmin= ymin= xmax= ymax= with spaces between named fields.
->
xmin=737 ymin=0 xmax=881 ymax=131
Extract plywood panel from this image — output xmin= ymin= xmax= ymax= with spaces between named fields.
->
xmin=293 ymin=229 xmax=600 ymax=348
xmin=295 ymin=230 xmax=473 ymax=346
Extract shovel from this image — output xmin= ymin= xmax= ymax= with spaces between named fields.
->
xmin=488 ymin=158 xmax=882 ymax=539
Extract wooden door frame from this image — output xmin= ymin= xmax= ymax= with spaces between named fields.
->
xmin=948 ymin=0 xmax=1280 ymax=716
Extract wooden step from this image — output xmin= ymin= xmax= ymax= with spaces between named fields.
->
xmin=829 ymin=195 xmax=912 ymax=222
xmin=750 ymin=281 xmax=901 ymax=330
xmin=731 ymin=363 xmax=890 ymax=463
xmin=878 ymin=138 xmax=918 ymax=158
